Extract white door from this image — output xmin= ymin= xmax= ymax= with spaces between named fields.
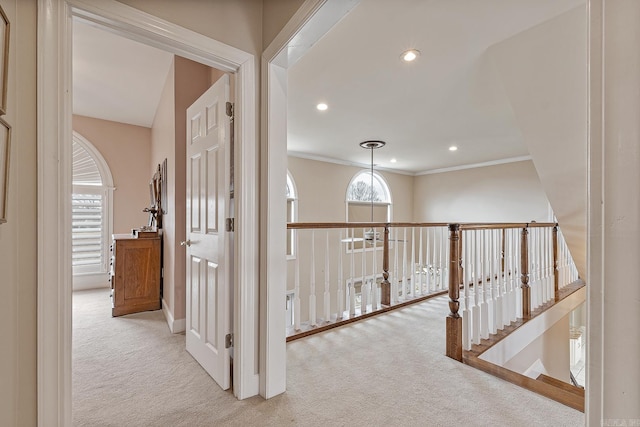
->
xmin=185 ymin=75 xmax=232 ymax=390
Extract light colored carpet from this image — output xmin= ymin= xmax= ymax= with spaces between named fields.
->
xmin=73 ymin=289 xmax=584 ymax=426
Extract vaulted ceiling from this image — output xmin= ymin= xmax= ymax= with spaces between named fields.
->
xmin=72 ymin=0 xmax=584 ymax=174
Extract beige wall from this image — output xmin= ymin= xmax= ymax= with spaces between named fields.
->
xmin=413 ymin=160 xmax=551 ymax=223
xmin=288 ymin=156 xmax=414 ymax=223
xmin=151 ymin=60 xmax=176 ymax=317
xmin=0 ymin=0 xmax=37 ymax=425
xmin=287 ymin=156 xmax=415 ymax=319
xmin=73 ymin=115 xmax=152 ymax=233
xmin=151 ymin=56 xmax=213 ymax=323
xmin=117 ymin=0 xmax=262 ymax=56
xmin=503 ymin=314 xmax=571 ymax=382
xmin=262 ymin=0 xmax=306 ymax=49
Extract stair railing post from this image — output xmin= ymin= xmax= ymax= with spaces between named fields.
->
xmin=381 ymin=224 xmax=391 ymax=306
xmin=446 ymin=223 xmax=462 ymax=361
xmin=521 ymin=226 xmax=531 ymax=319
xmin=553 ymin=225 xmax=559 ymax=301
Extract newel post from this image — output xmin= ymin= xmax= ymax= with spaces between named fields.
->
xmin=521 ymin=226 xmax=531 ymax=319
xmin=446 ymin=224 xmax=462 ymax=361
xmin=381 ymin=224 xmax=391 ymax=306
xmin=553 ymin=225 xmax=559 ymax=301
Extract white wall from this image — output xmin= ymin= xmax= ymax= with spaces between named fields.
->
xmin=588 ymin=0 xmax=640 ymax=421
xmin=503 ymin=314 xmax=571 ymax=382
xmin=413 ymin=160 xmax=551 ymax=223
xmin=489 ymin=5 xmax=587 ymax=278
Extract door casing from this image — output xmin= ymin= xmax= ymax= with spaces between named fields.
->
xmin=38 ymin=0 xmax=258 ymax=424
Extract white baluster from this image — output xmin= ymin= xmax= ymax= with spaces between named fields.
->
xmin=480 ymin=230 xmax=489 ymax=339
xmin=371 ymin=228 xmax=378 ymax=311
xmin=438 ymin=227 xmax=444 ymax=290
xmin=349 ymin=228 xmax=356 ymax=316
xmin=392 ymin=227 xmax=399 ymax=304
xmin=472 ymin=230 xmax=481 ymax=345
xmin=488 ymin=229 xmax=496 ymax=335
xmin=324 ymin=231 xmax=331 ymax=323
xmin=309 ymin=230 xmax=317 ymax=327
xmin=426 ymin=227 xmax=432 ymax=293
xmin=418 ymin=227 xmax=424 ymax=296
xmin=337 ymin=230 xmax=344 ymax=320
xmin=361 ymin=228 xmax=368 ymax=313
xmin=294 ymin=231 xmax=301 ymax=331
xmin=462 ymin=230 xmax=471 ymax=350
xmin=402 ymin=228 xmax=408 ymax=300
xmin=410 ymin=227 xmax=416 ymax=299
xmin=491 ymin=230 xmax=504 ymax=330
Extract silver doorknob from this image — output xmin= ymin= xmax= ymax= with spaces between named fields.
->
xmin=180 ymin=240 xmax=192 ymax=247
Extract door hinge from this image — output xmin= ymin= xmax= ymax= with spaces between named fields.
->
xmin=226 ymin=102 xmax=234 ymax=122
xmin=225 ymin=217 xmax=235 ymax=232
xmin=225 ymin=333 xmax=234 ymax=349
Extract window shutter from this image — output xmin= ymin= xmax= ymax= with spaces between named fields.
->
xmin=72 ymin=191 xmax=104 ymax=270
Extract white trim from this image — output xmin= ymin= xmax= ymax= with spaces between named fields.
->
xmin=288 ymin=151 xmax=532 ymax=177
xmin=162 ymin=298 xmax=186 ymax=334
xmin=479 ymin=286 xmax=586 ymax=366
xmin=73 ymin=131 xmax=114 ymax=187
xmin=72 ymin=132 xmax=114 ymax=279
xmin=415 ymin=155 xmax=533 ymax=176
xmin=39 ymin=0 xmax=259 ymax=423
xmin=261 ymin=0 xmax=359 ymax=399
xmin=71 ymin=273 xmax=110 ymax=291
xmin=288 ymin=150 xmax=416 ymax=176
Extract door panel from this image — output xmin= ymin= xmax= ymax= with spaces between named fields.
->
xmin=185 ymin=74 xmax=231 ymax=390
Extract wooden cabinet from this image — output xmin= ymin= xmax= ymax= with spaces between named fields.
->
xmin=110 ymin=234 xmax=161 ymax=317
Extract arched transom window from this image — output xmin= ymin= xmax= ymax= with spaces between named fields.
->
xmin=286 ymin=171 xmax=298 ymax=258
xmin=72 ymin=132 xmax=114 ymax=277
xmin=346 ymin=171 xmax=391 ymax=222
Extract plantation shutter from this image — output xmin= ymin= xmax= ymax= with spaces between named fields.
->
xmin=72 ymin=140 xmax=107 ymax=274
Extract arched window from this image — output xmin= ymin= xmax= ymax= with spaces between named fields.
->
xmin=346 ymin=170 xmax=391 ymax=222
xmin=286 ymin=171 xmax=298 ymax=258
xmin=72 ymin=132 xmax=114 ymax=280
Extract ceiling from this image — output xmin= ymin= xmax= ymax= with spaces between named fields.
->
xmin=73 ymin=19 xmax=173 ymax=128
xmin=72 ymin=0 xmax=584 ymax=173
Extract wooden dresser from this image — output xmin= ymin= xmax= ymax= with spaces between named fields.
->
xmin=110 ymin=233 xmax=161 ymax=317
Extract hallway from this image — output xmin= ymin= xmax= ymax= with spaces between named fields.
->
xmin=73 ymin=289 xmax=583 ymax=426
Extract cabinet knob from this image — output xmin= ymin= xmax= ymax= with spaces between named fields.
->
xmin=180 ymin=240 xmax=192 ymax=247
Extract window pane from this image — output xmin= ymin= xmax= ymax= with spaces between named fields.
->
xmin=347 ymin=172 xmax=388 ymax=202
xmin=72 ymin=192 xmax=104 ymax=272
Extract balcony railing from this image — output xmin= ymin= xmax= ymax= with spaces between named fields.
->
xmin=286 ymin=222 xmax=578 ymax=348
xmin=446 ymin=223 xmax=579 ymax=360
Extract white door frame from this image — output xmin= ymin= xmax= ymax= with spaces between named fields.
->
xmin=37 ymin=0 xmax=259 ymax=423
xmin=260 ymin=0 xmax=361 ymax=398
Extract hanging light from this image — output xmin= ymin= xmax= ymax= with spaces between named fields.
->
xmin=359 ymin=140 xmax=386 ymax=240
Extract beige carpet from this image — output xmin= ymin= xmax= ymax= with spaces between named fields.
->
xmin=73 ymin=289 xmax=584 ymax=426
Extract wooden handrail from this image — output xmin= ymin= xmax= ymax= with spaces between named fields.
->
xmin=286 ymin=222 xmax=448 ymax=229
xmin=287 ymin=221 xmax=557 ymax=230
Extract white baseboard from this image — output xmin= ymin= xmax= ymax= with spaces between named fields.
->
xmin=73 ymin=273 xmax=110 ymax=291
xmin=162 ymin=298 xmax=186 ymax=333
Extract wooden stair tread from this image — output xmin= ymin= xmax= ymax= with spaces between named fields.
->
xmin=536 ymin=373 xmax=585 ymax=397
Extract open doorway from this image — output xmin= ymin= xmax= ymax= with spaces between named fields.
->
xmin=71 ymin=15 xmax=238 ymax=417
xmin=39 ymin=1 xmax=260 ymax=422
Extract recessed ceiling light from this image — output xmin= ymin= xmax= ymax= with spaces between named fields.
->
xmin=449 ymin=145 xmax=458 ymax=151
xmin=390 ymin=158 xmax=397 ymax=163
xmin=316 ymin=103 xmax=328 ymax=111
xmin=401 ymin=49 xmax=420 ymax=62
